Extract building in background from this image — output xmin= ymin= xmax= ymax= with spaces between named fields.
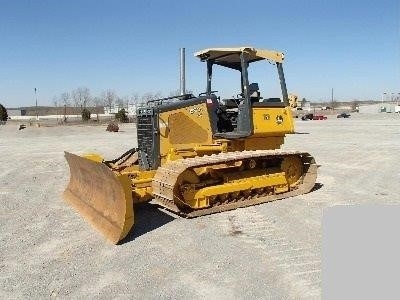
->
xmin=104 ymin=104 xmax=137 ymax=115
xmin=7 ymin=109 xmax=26 ymax=117
xmin=301 ymin=101 xmax=311 ymax=112
xmin=358 ymin=103 xmax=399 ymax=114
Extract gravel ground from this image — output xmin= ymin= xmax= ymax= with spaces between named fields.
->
xmin=0 ymin=113 xmax=399 ymax=299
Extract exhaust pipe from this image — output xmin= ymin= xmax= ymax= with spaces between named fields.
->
xmin=180 ymin=48 xmax=186 ymax=95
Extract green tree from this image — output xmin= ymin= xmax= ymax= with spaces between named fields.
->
xmin=115 ymin=108 xmax=129 ymax=123
xmin=0 ymin=103 xmax=8 ymax=121
xmin=81 ymin=108 xmax=91 ymax=121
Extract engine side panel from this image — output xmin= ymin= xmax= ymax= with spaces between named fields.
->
xmin=252 ymin=106 xmax=294 ymax=137
xmin=159 ymin=102 xmax=214 ymax=161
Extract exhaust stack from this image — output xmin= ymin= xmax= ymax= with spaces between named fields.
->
xmin=180 ymin=48 xmax=186 ymax=95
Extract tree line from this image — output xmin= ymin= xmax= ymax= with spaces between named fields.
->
xmin=51 ymin=87 xmax=186 ymax=112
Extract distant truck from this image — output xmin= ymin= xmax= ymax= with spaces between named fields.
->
xmin=395 ymin=106 xmax=400 ymax=113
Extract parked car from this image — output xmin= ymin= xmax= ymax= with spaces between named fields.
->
xmin=300 ymin=113 xmax=327 ymax=121
xmin=337 ymin=112 xmax=351 ymax=118
xmin=313 ymin=115 xmax=327 ymax=120
xmin=301 ymin=113 xmax=314 ymax=121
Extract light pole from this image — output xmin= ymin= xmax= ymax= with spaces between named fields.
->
xmin=34 ymin=88 xmax=38 ymax=120
xmin=381 ymin=92 xmax=386 ymax=105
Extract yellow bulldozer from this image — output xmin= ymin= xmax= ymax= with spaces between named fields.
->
xmin=64 ymin=47 xmax=317 ymax=244
xmin=288 ymin=93 xmax=299 ymax=109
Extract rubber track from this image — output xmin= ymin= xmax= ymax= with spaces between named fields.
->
xmin=152 ymin=150 xmax=317 ymax=218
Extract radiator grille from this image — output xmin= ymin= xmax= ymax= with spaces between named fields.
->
xmin=137 ymin=109 xmax=155 ymax=168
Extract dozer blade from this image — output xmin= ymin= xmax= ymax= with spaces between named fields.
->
xmin=63 ymin=152 xmax=134 ymax=244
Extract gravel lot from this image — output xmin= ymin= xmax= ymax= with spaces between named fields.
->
xmin=1 ymin=113 xmax=399 ymax=299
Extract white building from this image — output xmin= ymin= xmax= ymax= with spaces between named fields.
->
xmin=358 ymin=103 xmax=398 ymax=114
xmin=104 ymin=104 xmax=137 ymax=116
xmin=7 ymin=109 xmax=26 ymax=116
xmin=301 ymin=101 xmax=311 ymax=112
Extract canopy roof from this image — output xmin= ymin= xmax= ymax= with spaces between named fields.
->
xmin=194 ymin=47 xmax=284 ymax=70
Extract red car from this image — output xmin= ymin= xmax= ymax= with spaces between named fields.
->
xmin=312 ymin=115 xmax=327 ymax=120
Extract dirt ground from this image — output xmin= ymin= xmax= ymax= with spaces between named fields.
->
xmin=1 ymin=113 xmax=399 ymax=299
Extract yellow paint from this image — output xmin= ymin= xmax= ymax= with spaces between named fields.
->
xmin=252 ymin=107 xmax=294 ymax=137
xmin=115 ymin=173 xmax=134 ymax=240
xmin=288 ymin=93 xmax=299 ymax=108
xmin=193 ymin=144 xmax=225 ymax=153
xmin=65 ymin=47 xmax=310 ymax=244
xmin=244 ymin=136 xmax=284 ymax=151
xmin=159 ymin=103 xmax=214 ymax=162
xmin=182 ymin=170 xmax=288 ymax=209
xmin=126 ymin=104 xmax=295 ymax=208
xmin=80 ymin=104 xmax=295 ymax=211
xmin=132 ymin=186 xmax=153 ymax=203
xmin=83 ymin=153 xmax=104 ymax=163
xmin=117 ymin=169 xmax=155 ymax=204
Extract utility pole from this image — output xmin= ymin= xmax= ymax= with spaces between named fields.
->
xmin=331 ymin=88 xmax=334 ymax=109
xmin=34 ymin=88 xmax=38 ymax=120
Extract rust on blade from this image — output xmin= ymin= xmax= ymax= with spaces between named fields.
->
xmin=63 ymin=151 xmax=134 ymax=244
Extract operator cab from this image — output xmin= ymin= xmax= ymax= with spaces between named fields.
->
xmin=194 ymin=47 xmax=289 ymax=139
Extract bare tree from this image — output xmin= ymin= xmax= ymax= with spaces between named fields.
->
xmin=72 ymin=87 xmax=91 ymax=109
xmin=141 ymin=92 xmax=162 ymax=103
xmin=120 ymin=95 xmax=131 ymax=111
xmin=52 ymin=96 xmax=59 ymax=121
xmin=169 ymin=89 xmax=180 ymax=97
xmin=58 ymin=92 xmax=71 ymax=122
xmin=131 ymin=92 xmax=140 ymax=104
xmin=60 ymin=92 xmax=71 ymax=107
xmin=52 ymin=96 xmax=58 ymax=108
xmin=141 ymin=92 xmax=153 ymax=104
xmin=72 ymin=89 xmax=83 ymax=109
xmin=92 ymin=96 xmax=102 ymax=113
xmin=169 ymin=89 xmax=193 ymax=96
xmin=116 ymin=97 xmax=125 ymax=108
xmin=82 ymin=87 xmax=91 ymax=108
xmin=154 ymin=91 xmax=162 ymax=99
xmin=101 ymin=90 xmax=117 ymax=110
xmin=331 ymin=100 xmax=338 ymax=110
xmin=91 ymin=96 xmax=104 ymax=121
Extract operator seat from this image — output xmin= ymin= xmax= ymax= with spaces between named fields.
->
xmin=249 ymin=83 xmax=260 ymax=104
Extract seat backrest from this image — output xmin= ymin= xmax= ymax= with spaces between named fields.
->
xmin=249 ymin=83 xmax=260 ymax=102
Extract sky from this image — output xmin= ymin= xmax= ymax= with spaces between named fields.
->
xmin=0 ymin=0 xmax=399 ymax=107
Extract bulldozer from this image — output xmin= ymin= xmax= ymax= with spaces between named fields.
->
xmin=64 ymin=47 xmax=317 ymax=244
xmin=288 ymin=93 xmax=299 ymax=109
